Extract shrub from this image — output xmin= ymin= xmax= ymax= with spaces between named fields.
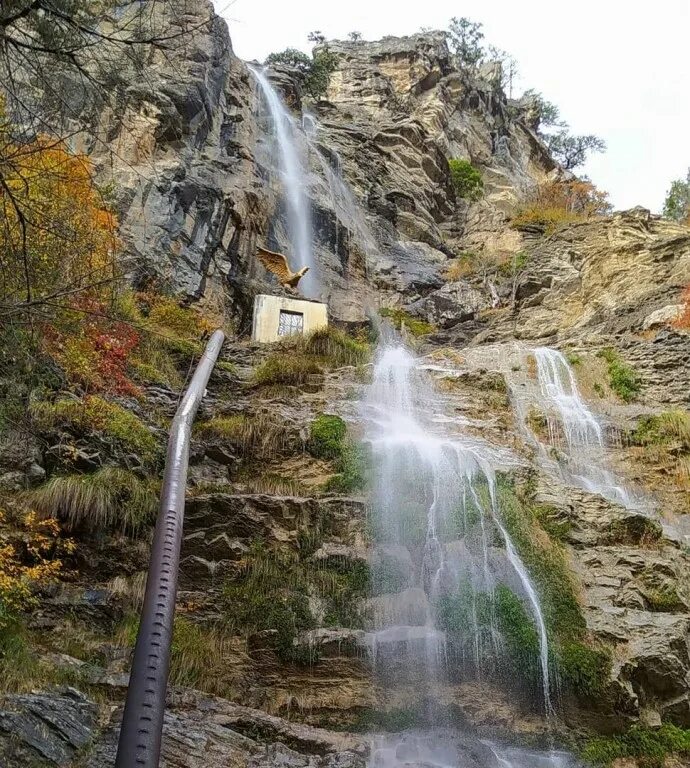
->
xmin=379 ymin=308 xmax=435 ymax=336
xmin=308 ymin=414 xmax=347 ymax=460
xmin=253 ymin=354 xmax=322 ymax=387
xmin=582 ymin=723 xmax=690 ymax=767
xmin=0 ymin=510 xmax=72 ymax=639
xmin=662 ymin=168 xmax=690 ymax=223
xmin=448 ymin=158 xmax=483 ymax=200
xmin=325 ymin=442 xmax=368 ymax=494
xmin=512 ymin=180 xmax=611 ymax=234
xmin=597 ymin=348 xmax=641 ymax=402
xmin=30 ymin=396 xmax=161 ymax=466
xmin=265 ymin=44 xmax=339 ymax=100
xmin=30 ymin=467 xmax=158 ymax=536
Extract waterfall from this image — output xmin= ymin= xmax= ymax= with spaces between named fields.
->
xmin=249 ymin=66 xmax=318 ymax=297
xmin=531 ymin=347 xmax=637 ymax=509
xmin=363 ymin=343 xmax=554 ymax=717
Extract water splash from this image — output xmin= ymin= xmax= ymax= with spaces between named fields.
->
xmin=249 ymin=66 xmax=318 ymax=297
xmin=364 ymin=344 xmax=553 ymax=714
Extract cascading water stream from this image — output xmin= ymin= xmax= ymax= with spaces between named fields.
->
xmin=249 ymin=66 xmax=318 ymax=297
xmin=363 ymin=343 xmax=554 ymax=721
xmin=531 ymin=347 xmax=637 ymax=509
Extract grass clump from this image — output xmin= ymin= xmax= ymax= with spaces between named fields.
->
xmin=448 ymin=158 xmax=483 ymax=201
xmin=30 ymin=396 xmax=161 ymax=466
xmin=380 ymin=307 xmax=435 ymax=337
xmin=597 ymin=347 xmax=641 ymax=402
xmin=118 ymin=613 xmax=232 ymax=696
xmin=196 ymin=413 xmax=293 ymax=461
xmin=582 ymin=723 xmax=690 ymax=767
xmin=253 ymin=354 xmax=322 ymax=387
xmin=308 ymin=414 xmax=347 ymax=460
xmin=30 ymin=467 xmax=158 ymax=536
xmin=632 ymin=410 xmax=690 ymax=491
xmin=301 ymin=327 xmax=369 ymax=367
xmin=325 ymin=442 xmax=368 ymax=494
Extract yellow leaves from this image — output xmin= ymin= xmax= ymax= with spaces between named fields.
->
xmin=512 ymin=180 xmax=612 ymax=234
xmin=0 ymin=102 xmax=120 ymax=308
xmin=0 ymin=507 xmax=72 ymax=631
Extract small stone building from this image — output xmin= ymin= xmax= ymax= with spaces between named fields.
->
xmin=251 ymin=294 xmax=328 ymax=343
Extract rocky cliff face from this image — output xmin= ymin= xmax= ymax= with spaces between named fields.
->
xmin=2 ymin=3 xmax=690 ymax=767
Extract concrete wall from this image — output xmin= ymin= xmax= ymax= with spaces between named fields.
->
xmin=251 ymin=294 xmax=328 ymax=343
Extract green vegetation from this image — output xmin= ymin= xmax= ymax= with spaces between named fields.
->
xmin=30 ymin=467 xmax=158 ymax=536
xmin=350 ymin=707 xmax=420 ymax=733
xmin=253 ymin=354 xmax=322 ymax=387
xmin=631 ymin=409 xmax=690 ymax=493
xmin=30 ymin=396 xmax=161 ymax=466
xmin=662 ymin=167 xmax=690 ymax=223
xmin=379 ymin=307 xmax=435 ymax=336
xmin=301 ymin=326 xmax=369 ymax=367
xmin=308 ymin=414 xmax=347 ymax=460
xmin=494 ymin=585 xmax=540 ymax=664
xmin=496 ymin=476 xmax=612 ymax=697
xmin=265 ymin=42 xmax=339 ymax=100
xmin=325 ymin=442 xmax=368 ymax=494
xmin=221 ymin=541 xmax=370 ymax=662
xmin=118 ymin=614 xmax=233 ymax=697
xmin=597 ymin=347 xmax=641 ymax=402
xmin=196 ymin=413 xmax=292 ymax=462
xmin=448 ymin=158 xmax=483 ymax=201
xmin=582 ymin=723 xmax=690 ymax=767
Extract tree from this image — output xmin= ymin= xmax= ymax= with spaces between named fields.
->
xmin=522 ymin=90 xmax=564 ymax=130
xmin=307 ymin=30 xmax=326 ymax=45
xmin=486 ymin=46 xmax=518 ymax=97
xmin=265 ymin=48 xmax=312 ymax=75
xmin=545 ymin=132 xmax=606 ymax=170
xmin=448 ymin=158 xmax=483 ymax=201
xmin=265 ymin=42 xmax=339 ymax=101
xmin=447 ymin=17 xmax=484 ymax=68
xmin=348 ymin=31 xmax=363 ymax=42
xmin=663 ymin=169 xmax=690 ymax=223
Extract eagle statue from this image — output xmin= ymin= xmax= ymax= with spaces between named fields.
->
xmin=256 ymin=245 xmax=310 ymax=293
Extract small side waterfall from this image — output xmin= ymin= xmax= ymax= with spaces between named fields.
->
xmin=249 ymin=66 xmax=318 ymax=297
xmin=531 ymin=347 xmax=637 ymax=509
xmin=363 ymin=343 xmax=553 ymax=716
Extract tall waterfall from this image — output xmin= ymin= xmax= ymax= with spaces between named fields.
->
xmin=249 ymin=66 xmax=318 ymax=297
xmin=363 ymin=343 xmax=554 ymax=719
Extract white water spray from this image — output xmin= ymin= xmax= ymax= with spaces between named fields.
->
xmin=364 ymin=344 xmax=553 ymax=716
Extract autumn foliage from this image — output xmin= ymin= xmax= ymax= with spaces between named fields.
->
xmin=673 ymin=286 xmax=690 ymax=330
xmin=0 ymin=509 xmax=73 ymax=634
xmin=512 ymin=179 xmax=612 ymax=233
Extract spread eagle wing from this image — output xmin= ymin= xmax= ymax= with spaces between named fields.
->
xmin=257 ymin=246 xmax=292 ymax=283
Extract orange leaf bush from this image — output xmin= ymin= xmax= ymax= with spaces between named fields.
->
xmin=512 ymin=179 xmax=611 ymax=233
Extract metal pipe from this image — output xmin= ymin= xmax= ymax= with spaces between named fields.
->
xmin=114 ymin=329 xmax=225 ymax=768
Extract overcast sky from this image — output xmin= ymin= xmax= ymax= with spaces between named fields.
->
xmin=214 ymin=0 xmax=689 ymax=213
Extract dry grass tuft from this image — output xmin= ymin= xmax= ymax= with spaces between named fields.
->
xmin=30 ymin=467 xmax=158 ymax=536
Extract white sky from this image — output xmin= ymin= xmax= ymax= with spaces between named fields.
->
xmin=214 ymin=0 xmax=690 ymax=213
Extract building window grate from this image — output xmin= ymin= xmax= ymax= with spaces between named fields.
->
xmin=278 ymin=310 xmax=304 ymax=337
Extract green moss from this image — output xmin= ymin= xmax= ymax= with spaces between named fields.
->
xmin=448 ymin=158 xmax=483 ymax=200
xmin=582 ymin=723 xmax=690 ymax=767
xmin=253 ymin=354 xmax=323 ymax=387
xmin=350 ymin=707 xmax=420 ymax=733
xmin=597 ymin=347 xmax=641 ymax=402
xmin=379 ymin=308 xmax=435 ymax=337
xmin=497 ymin=477 xmax=586 ymax=640
xmin=557 ymin=641 xmax=611 ymax=697
xmin=30 ymin=396 xmax=161 ymax=466
xmin=308 ymin=414 xmax=347 ymax=460
xmin=533 ymin=504 xmax=572 ymax=542
xmin=494 ymin=584 xmax=540 ymax=663
xmin=326 ymin=442 xmax=368 ymax=494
